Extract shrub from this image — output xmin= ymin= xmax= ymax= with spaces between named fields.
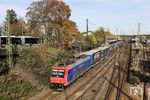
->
xmin=0 ymin=62 xmax=9 ymax=76
xmin=0 ymin=74 xmax=32 ymax=99
xmin=17 ymin=44 xmax=73 ymax=85
xmin=128 ymin=76 xmax=139 ymax=85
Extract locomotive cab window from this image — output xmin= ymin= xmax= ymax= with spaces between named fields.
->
xmin=51 ymin=69 xmax=65 ymax=78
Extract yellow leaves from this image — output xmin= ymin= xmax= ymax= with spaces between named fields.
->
xmin=87 ymin=34 xmax=98 ymax=45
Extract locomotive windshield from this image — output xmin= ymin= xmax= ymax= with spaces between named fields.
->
xmin=51 ymin=69 xmax=65 ymax=78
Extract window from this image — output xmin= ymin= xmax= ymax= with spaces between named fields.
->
xmin=51 ymin=69 xmax=65 ymax=78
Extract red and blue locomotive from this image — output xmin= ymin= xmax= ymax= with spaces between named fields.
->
xmin=50 ymin=55 xmax=91 ymax=90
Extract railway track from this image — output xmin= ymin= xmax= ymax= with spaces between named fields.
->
xmin=39 ymin=49 xmax=118 ymax=100
xmin=67 ymin=58 xmax=114 ymax=100
xmin=143 ymin=46 xmax=147 ymax=100
xmin=104 ymin=69 xmax=119 ymax=100
xmin=142 ymin=43 xmax=150 ymax=100
xmin=104 ymin=44 xmax=132 ymax=100
xmin=104 ymin=47 xmax=121 ymax=100
xmin=116 ymin=44 xmax=131 ymax=100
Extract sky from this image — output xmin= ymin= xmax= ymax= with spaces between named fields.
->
xmin=0 ymin=0 xmax=150 ymax=35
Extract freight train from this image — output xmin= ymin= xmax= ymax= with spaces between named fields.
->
xmin=50 ymin=40 xmax=122 ymax=90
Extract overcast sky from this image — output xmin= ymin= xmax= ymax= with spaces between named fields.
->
xmin=0 ymin=0 xmax=150 ymax=35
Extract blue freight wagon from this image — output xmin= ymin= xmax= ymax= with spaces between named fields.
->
xmin=67 ymin=56 xmax=91 ymax=84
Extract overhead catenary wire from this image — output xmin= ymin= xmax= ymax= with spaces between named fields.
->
xmin=88 ymin=21 xmax=99 ymax=28
xmin=87 ymin=20 xmax=112 ymax=32
xmin=86 ymin=19 xmax=100 ymax=32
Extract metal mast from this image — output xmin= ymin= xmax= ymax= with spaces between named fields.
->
xmin=138 ymin=22 xmax=141 ymax=41
xmin=86 ymin=19 xmax=88 ymax=36
xmin=6 ymin=10 xmax=13 ymax=68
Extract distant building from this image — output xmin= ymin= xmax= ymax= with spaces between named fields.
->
xmin=82 ymin=31 xmax=94 ymax=36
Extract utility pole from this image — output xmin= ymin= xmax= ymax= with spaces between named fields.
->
xmin=138 ymin=22 xmax=140 ymax=41
xmin=22 ymin=25 xmax=24 ymax=36
xmin=138 ymin=23 xmax=140 ymax=35
xmin=6 ymin=10 xmax=13 ymax=68
xmin=86 ymin=19 xmax=88 ymax=36
xmin=106 ymin=28 xmax=110 ymax=44
xmin=116 ymin=28 xmax=118 ymax=41
xmin=105 ymin=28 xmax=109 ymax=45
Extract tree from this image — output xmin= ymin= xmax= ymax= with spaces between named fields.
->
xmin=15 ymin=18 xmax=26 ymax=36
xmin=3 ymin=9 xmax=17 ymax=35
xmin=0 ymin=25 xmax=2 ymax=36
xmin=87 ymin=34 xmax=98 ymax=49
xmin=26 ymin=0 xmax=78 ymax=48
xmin=62 ymin=21 xmax=79 ymax=48
xmin=3 ymin=9 xmax=26 ymax=36
xmin=95 ymin=27 xmax=112 ymax=45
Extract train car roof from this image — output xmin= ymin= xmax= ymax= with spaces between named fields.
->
xmin=18 ymin=36 xmax=39 ymax=38
xmin=71 ymin=56 xmax=90 ymax=67
xmin=0 ymin=35 xmax=17 ymax=38
xmin=55 ymin=55 xmax=90 ymax=69
xmin=0 ymin=35 xmax=39 ymax=38
xmin=99 ymin=45 xmax=110 ymax=49
xmin=80 ymin=45 xmax=110 ymax=55
xmin=80 ymin=49 xmax=99 ymax=55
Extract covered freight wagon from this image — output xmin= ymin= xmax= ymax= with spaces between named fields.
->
xmin=80 ymin=48 xmax=101 ymax=65
xmin=100 ymin=46 xmax=110 ymax=59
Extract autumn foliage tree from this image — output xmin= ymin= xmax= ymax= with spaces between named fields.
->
xmin=26 ymin=0 xmax=79 ymax=48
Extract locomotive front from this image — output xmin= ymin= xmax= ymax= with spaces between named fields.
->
xmin=50 ymin=65 xmax=69 ymax=90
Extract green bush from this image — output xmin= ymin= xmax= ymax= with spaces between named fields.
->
xmin=0 ymin=75 xmax=32 ymax=99
xmin=128 ymin=76 xmax=139 ymax=85
xmin=17 ymin=44 xmax=73 ymax=85
xmin=0 ymin=62 xmax=9 ymax=76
